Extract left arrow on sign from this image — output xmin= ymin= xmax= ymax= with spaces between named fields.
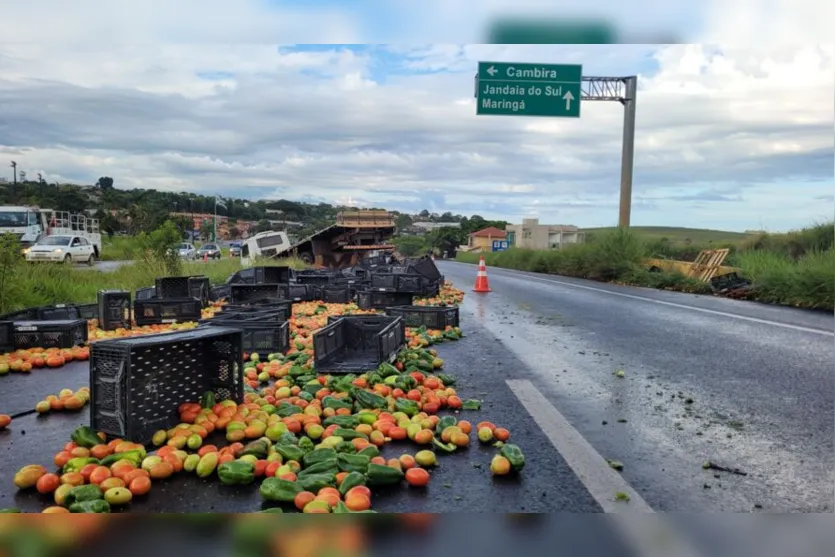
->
xmin=486 ymin=66 xmax=497 ymax=76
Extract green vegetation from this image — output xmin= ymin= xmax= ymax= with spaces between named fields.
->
xmin=457 ymin=223 xmax=834 ymax=310
xmin=584 ymin=226 xmax=754 ymax=245
xmin=0 ymin=223 xmax=307 ymax=314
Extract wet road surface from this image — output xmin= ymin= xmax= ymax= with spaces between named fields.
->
xmin=437 ymin=261 xmax=834 ymax=513
xmin=0 ymin=330 xmax=604 ymax=514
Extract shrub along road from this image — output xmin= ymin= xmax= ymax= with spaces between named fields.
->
xmin=437 ymin=261 xmax=833 ymax=513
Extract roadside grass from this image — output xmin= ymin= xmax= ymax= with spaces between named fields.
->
xmin=99 ymin=236 xmax=144 ymax=261
xmin=457 ymin=223 xmax=835 ymax=310
xmin=0 ymin=256 xmax=308 ymax=313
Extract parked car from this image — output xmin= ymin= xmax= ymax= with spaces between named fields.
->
xmin=197 ymin=243 xmax=222 ymax=260
xmin=228 ymin=242 xmax=241 ymax=257
xmin=176 ymin=243 xmax=196 ymax=260
xmin=25 ymin=235 xmax=97 ymax=265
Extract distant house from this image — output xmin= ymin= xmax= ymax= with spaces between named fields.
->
xmin=459 ymin=226 xmax=507 ymax=253
xmin=410 ymin=221 xmax=461 ymax=234
xmin=505 ymin=218 xmax=585 ymax=250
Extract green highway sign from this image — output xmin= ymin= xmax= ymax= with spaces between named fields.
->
xmin=476 ymin=61 xmax=582 ymax=118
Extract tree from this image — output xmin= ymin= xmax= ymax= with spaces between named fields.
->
xmin=395 ymin=213 xmax=413 ymax=231
xmin=394 ymin=235 xmax=427 ymax=257
xmin=254 ymin=220 xmax=272 ymax=234
xmin=419 ymin=209 xmax=430 ymax=219
xmin=427 ymin=227 xmax=465 ymax=257
xmin=96 ymin=177 xmax=114 ymax=190
xmin=229 ymin=226 xmax=241 ymax=240
xmin=138 ymin=221 xmax=182 ymax=276
xmin=199 ymin=220 xmax=214 ymax=242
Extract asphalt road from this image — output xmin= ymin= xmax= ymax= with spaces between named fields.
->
xmin=437 ymin=261 xmax=834 ymax=513
xmin=0 ymin=329 xmax=606 ymax=515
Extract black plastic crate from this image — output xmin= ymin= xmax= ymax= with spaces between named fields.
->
xmin=384 ymin=305 xmax=459 ymax=329
xmin=370 ymin=272 xmax=424 ymax=293
xmin=209 ymin=284 xmax=231 ymax=302
xmin=188 ymin=276 xmax=211 ymax=307
xmin=218 ymin=300 xmax=293 ymax=319
xmin=0 ymin=321 xmax=12 ymax=353
xmin=205 ymin=310 xmax=287 ymax=324
xmin=0 ymin=308 xmax=37 ymax=321
xmin=279 ymin=284 xmax=316 ymax=302
xmin=90 ymin=327 xmax=244 ymax=444
xmin=204 ymin=319 xmax=290 ymax=356
xmin=155 ymin=276 xmax=193 ymax=299
xmin=227 ymin=266 xmax=292 ymax=285
xmin=313 ymin=315 xmax=405 ymax=373
xmin=230 ymin=284 xmax=281 ymax=304
xmin=98 ymin=290 xmax=131 ymax=331
xmin=317 ymin=286 xmax=353 ymax=304
xmin=356 ymin=290 xmax=414 ymax=310
xmin=294 ymin=273 xmax=334 ymax=287
xmin=12 ymin=320 xmax=88 ymax=350
xmin=133 ymin=298 xmax=202 ymax=326
xmin=135 ymin=286 xmax=156 ymax=301
xmin=405 ymin=255 xmax=443 ymax=282
xmin=75 ymin=303 xmax=99 ymax=320
xmin=34 ymin=304 xmax=82 ymax=320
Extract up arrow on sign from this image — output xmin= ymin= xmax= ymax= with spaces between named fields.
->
xmin=563 ymin=90 xmax=574 ymax=110
xmin=486 ymin=65 xmax=497 ymax=76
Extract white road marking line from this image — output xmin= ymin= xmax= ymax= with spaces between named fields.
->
xmin=506 ymin=378 xmax=652 ymax=513
xmin=448 ymin=262 xmax=833 ymax=336
xmin=506 ymin=379 xmax=705 ymax=557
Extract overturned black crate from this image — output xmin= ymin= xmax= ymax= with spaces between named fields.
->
xmin=217 ymin=300 xmax=293 ymax=322
xmin=228 ymin=266 xmax=292 ymax=285
xmin=0 ymin=321 xmax=12 ymax=353
xmin=33 ymin=304 xmax=82 ymax=320
xmin=188 ymin=276 xmax=211 ymax=307
xmin=316 ymin=286 xmax=353 ymax=304
xmin=369 ymin=272 xmax=424 ymax=293
xmin=294 ymin=272 xmax=335 ymax=287
xmin=75 ymin=303 xmax=99 ymax=320
xmin=0 ymin=308 xmax=37 ymax=321
xmin=209 ymin=284 xmax=231 ymax=302
xmin=133 ymin=298 xmax=202 ymax=326
xmin=313 ymin=315 xmax=405 ymax=373
xmin=279 ymin=283 xmax=316 ymax=302
xmin=155 ymin=276 xmax=192 ymax=299
xmin=90 ymin=327 xmax=243 ymax=444
xmin=356 ymin=290 xmax=414 ymax=310
xmin=12 ymin=320 xmax=88 ymax=350
xmin=135 ymin=286 xmax=156 ymax=301
xmin=384 ymin=305 xmax=459 ymax=329
xmin=205 ymin=310 xmax=287 ymax=324
xmin=204 ymin=319 xmax=290 ymax=356
xmin=406 ymin=255 xmax=443 ymax=282
xmin=97 ymin=290 xmax=131 ymax=331
xmin=230 ymin=283 xmax=281 ymax=304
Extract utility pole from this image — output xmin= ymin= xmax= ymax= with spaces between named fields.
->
xmin=10 ymin=161 xmax=16 ymax=195
xmin=618 ymin=76 xmax=637 ymax=228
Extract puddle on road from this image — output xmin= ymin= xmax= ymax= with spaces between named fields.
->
xmin=462 ymin=291 xmax=832 ymax=512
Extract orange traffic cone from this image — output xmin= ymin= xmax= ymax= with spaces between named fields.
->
xmin=473 ymin=255 xmax=491 ymax=293
xmin=203 ymin=252 xmax=208 ymax=263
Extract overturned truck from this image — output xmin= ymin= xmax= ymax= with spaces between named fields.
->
xmin=243 ymin=210 xmax=397 ymax=270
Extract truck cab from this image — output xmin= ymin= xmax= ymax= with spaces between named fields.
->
xmin=240 ymin=231 xmax=292 ymax=266
xmin=0 ymin=206 xmax=45 ymax=247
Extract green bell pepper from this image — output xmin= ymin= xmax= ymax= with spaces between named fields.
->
xmin=432 ymin=438 xmax=457 ymax=454
xmin=200 ymin=391 xmax=216 ymax=410
xmin=332 ymin=428 xmax=368 ymax=441
xmin=354 ymin=390 xmax=387 ymax=410
xmin=99 ymin=449 xmax=143 ymax=468
xmin=302 ymin=448 xmax=337 ymax=467
xmin=276 ymin=403 xmax=303 ymax=418
xmin=334 ymin=442 xmax=357 ymax=454
xmin=259 ymin=478 xmax=303 ymax=502
xmin=323 ymin=415 xmax=358 ymax=429
xmin=274 ymin=444 xmax=305 ymax=463
xmin=337 ymin=453 xmax=370 ymax=474
xmin=395 ymin=399 xmax=420 ymax=417
xmin=500 ymin=444 xmax=526 ymax=472
xmin=65 ymin=484 xmax=104 ymax=507
xmin=70 ymin=426 xmax=102 ymax=449
xmin=218 ymin=460 xmax=256 ymax=485
xmin=69 ymin=500 xmax=111 ymax=513
xmin=63 ymin=457 xmax=100 ymax=474
xmin=297 ymin=459 xmax=338 ymax=477
xmin=462 ymin=399 xmax=482 ymax=411
xmin=239 ymin=440 xmax=269 ymax=460
xmin=323 ymin=396 xmax=353 ymax=411
xmin=435 ymin=416 xmax=457 ymax=435
xmin=357 ymin=445 xmax=380 ymax=459
xmin=338 ymin=472 xmax=367 ymax=497
xmin=296 ymin=473 xmax=336 ymax=493
xmin=366 ymin=463 xmax=404 ymax=486
xmin=436 ymin=373 xmax=456 ymax=386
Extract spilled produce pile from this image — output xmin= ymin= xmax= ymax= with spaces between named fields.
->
xmin=6 ymin=280 xmax=527 ymax=513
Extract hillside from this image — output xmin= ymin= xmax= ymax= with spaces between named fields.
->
xmin=582 ymin=226 xmax=756 ymax=245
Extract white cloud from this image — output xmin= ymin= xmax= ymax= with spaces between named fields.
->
xmin=0 ymin=23 xmax=832 ymax=231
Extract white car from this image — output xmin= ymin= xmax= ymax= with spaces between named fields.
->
xmin=25 ymin=235 xmax=97 ymax=265
xmin=177 ymin=243 xmax=197 ymax=260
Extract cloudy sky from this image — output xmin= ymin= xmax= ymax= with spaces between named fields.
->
xmin=0 ymin=2 xmax=832 ymax=232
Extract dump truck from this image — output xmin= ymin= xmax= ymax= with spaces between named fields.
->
xmin=240 ymin=210 xmax=396 ymax=269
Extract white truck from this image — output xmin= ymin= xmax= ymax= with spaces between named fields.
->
xmin=0 ymin=206 xmax=102 ymax=259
